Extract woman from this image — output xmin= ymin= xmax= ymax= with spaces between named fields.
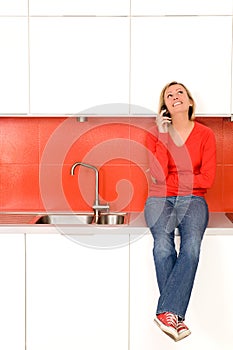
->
xmin=144 ymin=81 xmax=216 ymax=341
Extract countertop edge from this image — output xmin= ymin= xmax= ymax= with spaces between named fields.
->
xmin=0 ymin=212 xmax=232 ymax=235
xmin=0 ymin=225 xmax=232 ymax=236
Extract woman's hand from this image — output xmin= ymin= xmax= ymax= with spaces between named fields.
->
xmin=156 ymin=109 xmax=172 ymax=133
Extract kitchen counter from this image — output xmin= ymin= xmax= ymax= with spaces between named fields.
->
xmin=0 ymin=211 xmax=232 ymax=235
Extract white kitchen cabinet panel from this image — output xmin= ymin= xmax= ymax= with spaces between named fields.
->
xmin=131 ymin=16 xmax=232 ymax=116
xmin=0 ymin=18 xmax=28 ymax=114
xmin=26 ymin=234 xmax=129 ymax=350
xmin=130 ymin=234 xmax=233 ymax=350
xmin=129 ymin=234 xmax=160 ymax=350
xmin=29 ymin=17 xmax=129 ymax=114
xmin=0 ymin=0 xmax=27 ymax=15
xmin=131 ymin=0 xmax=233 ymax=16
xmin=0 ymin=234 xmax=25 ymax=350
xmin=29 ymin=0 xmax=129 ymax=16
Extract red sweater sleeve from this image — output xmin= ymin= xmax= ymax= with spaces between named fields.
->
xmin=146 ymin=127 xmax=170 ymax=183
xmin=192 ymin=128 xmax=216 ymax=189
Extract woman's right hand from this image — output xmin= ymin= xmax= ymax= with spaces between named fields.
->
xmin=156 ymin=109 xmax=172 ymax=133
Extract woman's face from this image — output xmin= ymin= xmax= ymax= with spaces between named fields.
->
xmin=164 ymin=84 xmax=191 ymax=115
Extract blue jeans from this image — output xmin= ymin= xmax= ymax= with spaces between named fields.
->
xmin=144 ymin=195 xmax=209 ymax=319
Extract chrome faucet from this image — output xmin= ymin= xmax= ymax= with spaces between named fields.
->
xmin=70 ymin=162 xmax=109 ymax=221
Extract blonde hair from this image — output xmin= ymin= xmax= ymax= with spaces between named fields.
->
xmin=158 ymin=81 xmax=196 ymax=120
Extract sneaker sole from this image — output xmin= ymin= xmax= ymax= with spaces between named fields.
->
xmin=177 ymin=329 xmax=191 ymax=341
xmin=154 ymin=317 xmax=178 ymax=342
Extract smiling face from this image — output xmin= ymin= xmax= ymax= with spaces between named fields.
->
xmin=159 ymin=81 xmax=195 ymax=120
xmin=164 ymin=84 xmax=191 ymax=116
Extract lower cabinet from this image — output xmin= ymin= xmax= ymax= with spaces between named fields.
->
xmin=0 ymin=234 xmax=25 ymax=350
xmin=2 ymin=232 xmax=232 ymax=350
xmin=129 ymin=233 xmax=233 ymax=350
xmin=129 ymin=234 xmax=159 ymax=350
xmin=25 ymin=233 xmax=129 ymax=350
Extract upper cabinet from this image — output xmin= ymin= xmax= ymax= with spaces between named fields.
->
xmin=29 ymin=17 xmax=130 ymax=114
xmin=0 ymin=0 xmax=27 ymax=15
xmin=29 ymin=0 xmax=130 ymax=16
xmin=130 ymin=16 xmax=232 ymax=115
xmin=131 ymin=0 xmax=233 ymax=16
xmin=0 ymin=18 xmax=29 ymax=115
xmin=0 ymin=1 xmax=232 ymax=117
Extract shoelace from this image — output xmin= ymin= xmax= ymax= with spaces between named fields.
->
xmin=177 ymin=321 xmax=188 ymax=332
xmin=165 ymin=313 xmax=178 ymax=327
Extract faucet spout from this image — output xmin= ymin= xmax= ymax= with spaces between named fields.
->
xmin=70 ymin=162 xmax=109 ymax=220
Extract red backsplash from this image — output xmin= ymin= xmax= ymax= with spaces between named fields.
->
xmin=0 ymin=116 xmax=232 ymax=212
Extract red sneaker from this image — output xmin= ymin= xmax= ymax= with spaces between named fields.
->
xmin=154 ymin=312 xmax=178 ymax=341
xmin=177 ymin=320 xmax=191 ymax=341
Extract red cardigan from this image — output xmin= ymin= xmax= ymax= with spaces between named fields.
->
xmin=146 ymin=121 xmax=216 ymax=197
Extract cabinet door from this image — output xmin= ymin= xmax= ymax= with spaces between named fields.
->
xmin=29 ymin=17 xmax=129 ymax=114
xmin=0 ymin=18 xmax=28 ymax=114
xmin=131 ymin=0 xmax=232 ymax=16
xmin=129 ymin=234 xmax=160 ymax=349
xmin=131 ymin=16 xmax=232 ymax=115
xmin=130 ymin=234 xmax=233 ymax=350
xmin=29 ymin=0 xmax=129 ymax=16
xmin=0 ymin=0 xmax=27 ymax=15
xmin=26 ymin=234 xmax=129 ymax=350
xmin=0 ymin=234 xmax=25 ymax=350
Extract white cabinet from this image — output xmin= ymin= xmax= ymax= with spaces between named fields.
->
xmin=0 ymin=234 xmax=25 ymax=350
xmin=129 ymin=233 xmax=233 ymax=350
xmin=131 ymin=0 xmax=232 ymax=16
xmin=129 ymin=234 xmax=160 ymax=349
xmin=0 ymin=0 xmax=27 ymax=15
xmin=0 ymin=18 xmax=28 ymax=114
xmin=131 ymin=16 xmax=232 ymax=115
xmin=188 ymin=235 xmax=233 ymax=350
xmin=29 ymin=17 xmax=130 ymax=114
xmin=26 ymin=233 xmax=129 ymax=350
xmin=29 ymin=0 xmax=129 ymax=16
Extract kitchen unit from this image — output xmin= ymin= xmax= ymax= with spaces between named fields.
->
xmin=0 ymin=1 xmax=233 ymax=349
xmin=0 ymin=212 xmax=232 ymax=350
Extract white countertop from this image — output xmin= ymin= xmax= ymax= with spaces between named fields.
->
xmin=0 ymin=212 xmax=232 ymax=236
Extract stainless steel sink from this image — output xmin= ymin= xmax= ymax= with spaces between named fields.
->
xmin=35 ymin=212 xmax=128 ymax=225
xmin=35 ymin=213 xmax=94 ymax=225
xmin=96 ymin=213 xmax=128 ymax=225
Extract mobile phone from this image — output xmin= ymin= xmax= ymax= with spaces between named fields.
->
xmin=161 ymin=105 xmax=170 ymax=118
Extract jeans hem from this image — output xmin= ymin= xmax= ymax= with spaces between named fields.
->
xmin=156 ymin=309 xmax=185 ymax=320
